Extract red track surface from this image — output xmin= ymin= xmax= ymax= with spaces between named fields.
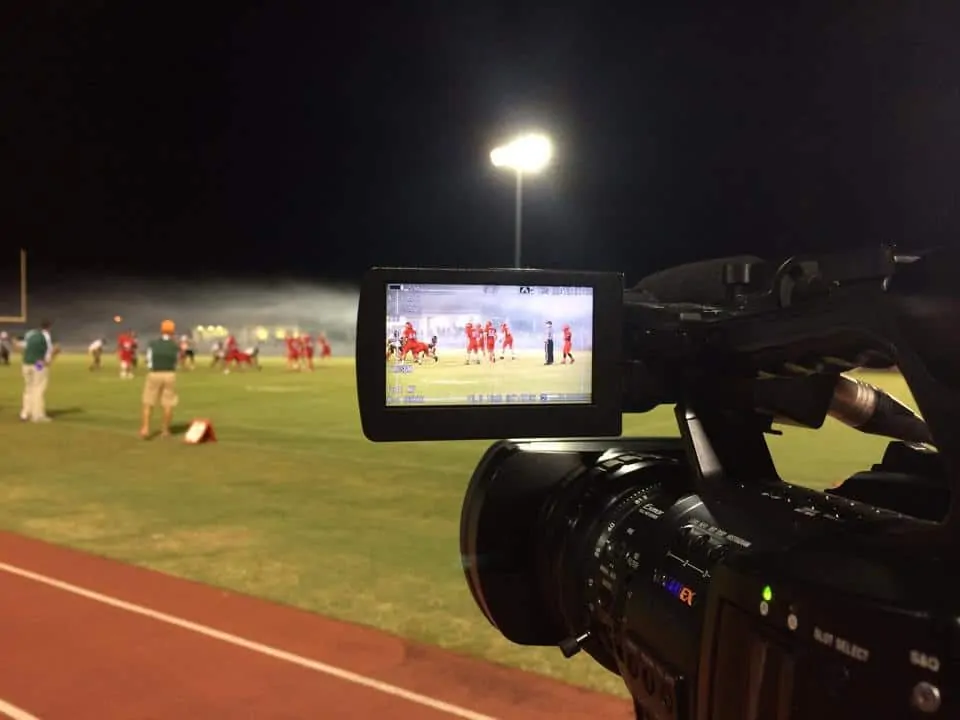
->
xmin=0 ymin=532 xmax=633 ymax=719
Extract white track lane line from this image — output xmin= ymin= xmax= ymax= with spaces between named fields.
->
xmin=0 ymin=562 xmax=496 ymax=720
xmin=0 ymin=698 xmax=41 ymax=720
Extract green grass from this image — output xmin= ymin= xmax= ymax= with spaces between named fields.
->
xmin=388 ymin=350 xmax=593 ymax=405
xmin=0 ymin=356 xmax=915 ymax=696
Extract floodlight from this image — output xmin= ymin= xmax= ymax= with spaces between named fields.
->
xmin=489 ymin=133 xmax=555 ymax=268
xmin=490 ymin=134 xmax=553 ymax=174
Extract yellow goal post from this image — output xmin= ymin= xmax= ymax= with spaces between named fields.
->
xmin=0 ymin=249 xmax=27 ymax=323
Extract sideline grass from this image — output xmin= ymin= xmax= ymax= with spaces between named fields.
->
xmin=0 ymin=355 xmax=914 ymax=695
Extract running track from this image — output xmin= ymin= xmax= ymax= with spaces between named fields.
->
xmin=0 ymin=532 xmax=633 ymax=719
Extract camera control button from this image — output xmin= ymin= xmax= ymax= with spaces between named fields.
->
xmin=911 ymin=682 xmax=941 ymax=713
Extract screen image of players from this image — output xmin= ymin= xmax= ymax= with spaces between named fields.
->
xmin=464 ymin=322 xmax=479 ymax=363
xmin=465 ymin=320 xmax=512 ymax=365
xmin=499 ymin=322 xmax=515 ymax=360
xmin=482 ymin=321 xmax=496 ymax=363
xmin=385 ymin=322 xmax=438 ymax=365
xmin=561 ymin=323 xmax=574 ymax=364
xmin=385 ymin=283 xmax=593 ymax=407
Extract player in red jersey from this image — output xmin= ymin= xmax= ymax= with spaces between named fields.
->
xmin=464 ymin=322 xmax=479 ymax=364
xmin=484 ymin=321 xmax=497 ymax=363
xmin=475 ymin=324 xmax=485 ymax=360
xmin=561 ymin=324 xmax=575 ymax=364
xmin=301 ymin=333 xmax=315 ymax=371
xmin=402 ymin=338 xmax=432 ymax=363
xmin=499 ymin=322 xmax=515 ymax=360
xmin=296 ymin=335 xmax=306 ymax=366
xmin=285 ymin=333 xmax=300 ymax=370
xmin=221 ymin=333 xmax=243 ymax=372
xmin=401 ymin=322 xmax=420 ymax=361
xmin=223 ymin=342 xmax=260 ymax=373
xmin=224 ymin=333 xmax=239 ymax=361
xmin=318 ymin=333 xmax=332 ymax=359
xmin=117 ymin=330 xmax=135 ymax=379
xmin=232 ymin=345 xmax=261 ymax=370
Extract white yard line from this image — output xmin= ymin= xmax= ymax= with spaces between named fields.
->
xmin=0 ymin=698 xmax=41 ymax=720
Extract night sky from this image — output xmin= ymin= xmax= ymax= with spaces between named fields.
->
xmin=5 ymin=2 xmax=960 ymax=289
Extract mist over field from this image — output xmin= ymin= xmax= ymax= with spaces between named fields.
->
xmin=0 ymin=276 xmax=359 ymax=354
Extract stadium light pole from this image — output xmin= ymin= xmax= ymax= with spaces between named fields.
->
xmin=490 ymin=133 xmax=553 ymax=268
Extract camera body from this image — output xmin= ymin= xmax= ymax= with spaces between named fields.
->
xmin=356 ymin=246 xmax=960 ymax=719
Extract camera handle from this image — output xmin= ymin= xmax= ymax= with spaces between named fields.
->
xmin=676 ymin=402 xmax=780 ymax=489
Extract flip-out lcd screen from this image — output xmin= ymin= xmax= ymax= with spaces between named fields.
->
xmin=385 ymin=283 xmax=593 ymax=407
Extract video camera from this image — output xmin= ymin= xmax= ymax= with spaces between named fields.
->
xmin=355 ymin=246 xmax=960 ymax=720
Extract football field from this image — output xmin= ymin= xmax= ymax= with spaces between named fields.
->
xmin=0 ymin=355 xmax=916 ymax=695
xmin=389 ymin=350 xmax=592 ymax=405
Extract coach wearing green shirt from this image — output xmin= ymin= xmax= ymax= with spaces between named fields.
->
xmin=20 ymin=319 xmax=58 ymax=423
xmin=140 ymin=319 xmax=180 ymax=439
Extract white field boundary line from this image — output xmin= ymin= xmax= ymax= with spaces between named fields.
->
xmin=0 ymin=698 xmax=41 ymax=720
xmin=0 ymin=563 xmax=496 ymax=720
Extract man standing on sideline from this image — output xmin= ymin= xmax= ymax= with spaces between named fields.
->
xmin=544 ymin=320 xmax=555 ymax=365
xmin=19 ymin=319 xmax=58 ymax=422
xmin=140 ymin=319 xmax=180 ymax=439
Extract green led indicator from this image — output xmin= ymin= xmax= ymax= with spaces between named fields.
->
xmin=762 ymin=585 xmax=774 ymax=603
